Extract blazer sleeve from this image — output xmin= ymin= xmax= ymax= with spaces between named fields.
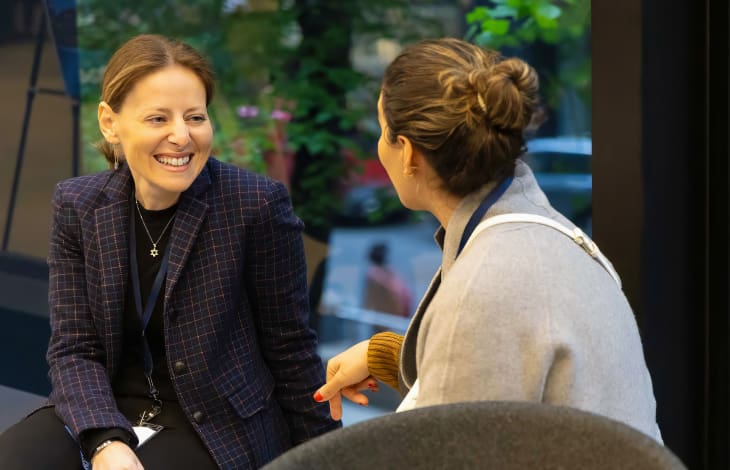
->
xmin=46 ymin=183 xmax=137 ymax=442
xmin=245 ymin=181 xmax=340 ymax=444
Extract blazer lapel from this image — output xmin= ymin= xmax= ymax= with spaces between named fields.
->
xmin=95 ymin=168 xmax=132 ymax=365
xmin=164 ymin=163 xmax=211 ymax=303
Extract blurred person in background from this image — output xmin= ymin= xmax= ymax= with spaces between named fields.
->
xmin=362 ymin=242 xmax=412 ymax=320
xmin=314 ymin=37 xmax=662 ymax=443
xmin=0 ymin=34 xmax=338 ymax=470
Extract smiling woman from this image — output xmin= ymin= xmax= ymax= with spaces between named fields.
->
xmin=98 ymin=64 xmax=212 ymax=209
xmin=96 ymin=37 xmax=215 ymax=210
xmin=0 ymin=34 xmax=339 ymax=470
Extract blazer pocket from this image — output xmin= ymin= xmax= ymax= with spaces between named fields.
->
xmin=226 ymin=381 xmax=291 ymax=464
xmin=225 ymin=382 xmax=275 ymax=419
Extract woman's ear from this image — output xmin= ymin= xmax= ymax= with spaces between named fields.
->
xmin=98 ymin=101 xmax=119 ymax=144
xmin=397 ymin=135 xmax=418 ymax=176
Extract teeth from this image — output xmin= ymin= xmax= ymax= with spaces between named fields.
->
xmin=156 ymin=155 xmax=191 ymax=166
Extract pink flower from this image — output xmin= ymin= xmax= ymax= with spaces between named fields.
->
xmin=237 ymin=105 xmax=259 ymax=118
xmin=270 ymin=109 xmax=292 ymax=122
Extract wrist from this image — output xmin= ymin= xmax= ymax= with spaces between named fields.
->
xmin=91 ymin=439 xmax=118 ymax=460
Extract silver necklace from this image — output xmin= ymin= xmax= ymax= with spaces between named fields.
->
xmin=135 ymin=199 xmax=176 ymax=257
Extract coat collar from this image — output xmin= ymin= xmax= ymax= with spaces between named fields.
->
xmin=400 ymin=161 xmax=554 ymax=388
xmin=437 ymin=161 xmax=544 ymax=278
xmin=439 ymin=180 xmax=499 ymax=278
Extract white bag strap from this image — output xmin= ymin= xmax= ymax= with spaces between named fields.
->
xmin=463 ymin=213 xmax=622 ymax=289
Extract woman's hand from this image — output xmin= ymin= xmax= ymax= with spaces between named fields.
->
xmin=313 ymin=340 xmax=379 ymax=420
xmin=90 ymin=441 xmax=144 ymax=470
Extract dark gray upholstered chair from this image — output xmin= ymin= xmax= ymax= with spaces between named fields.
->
xmin=263 ymin=401 xmax=686 ymax=470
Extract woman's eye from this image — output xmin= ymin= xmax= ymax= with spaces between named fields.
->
xmin=147 ymin=116 xmax=165 ymax=123
xmin=188 ymin=115 xmax=207 ymax=122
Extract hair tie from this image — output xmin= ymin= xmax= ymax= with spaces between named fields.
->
xmin=477 ymin=94 xmax=487 ymax=114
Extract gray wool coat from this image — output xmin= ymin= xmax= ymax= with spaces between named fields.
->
xmin=399 ymin=161 xmax=663 ymax=443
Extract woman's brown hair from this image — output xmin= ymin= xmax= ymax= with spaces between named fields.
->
xmin=97 ymin=34 xmax=216 ymax=168
xmin=381 ymin=38 xmax=540 ymax=196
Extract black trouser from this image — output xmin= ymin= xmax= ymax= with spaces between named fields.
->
xmin=0 ymin=397 xmax=218 ymax=469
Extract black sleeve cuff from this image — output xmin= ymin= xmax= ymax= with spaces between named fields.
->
xmin=79 ymin=427 xmax=135 ymax=460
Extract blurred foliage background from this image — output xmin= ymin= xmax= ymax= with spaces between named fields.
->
xmin=76 ymin=0 xmax=589 ymax=236
xmin=465 ymin=0 xmax=590 ymax=136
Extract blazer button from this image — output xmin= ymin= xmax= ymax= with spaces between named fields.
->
xmin=167 ymin=308 xmax=177 ymax=322
xmin=192 ymin=411 xmax=206 ymax=424
xmin=173 ymin=361 xmax=187 ymax=374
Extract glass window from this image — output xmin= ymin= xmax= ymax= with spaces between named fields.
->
xmin=76 ymin=0 xmax=591 ymax=424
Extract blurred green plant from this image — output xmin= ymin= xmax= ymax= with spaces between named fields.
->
xmin=466 ymin=0 xmax=589 ymax=47
xmin=222 ymin=0 xmax=442 ymax=236
xmin=76 ymin=0 xmax=443 ymax=234
xmin=465 ymin=0 xmax=591 ymax=133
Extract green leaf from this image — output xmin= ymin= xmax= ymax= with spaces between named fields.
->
xmin=535 ymin=15 xmax=558 ymax=29
xmin=466 ymin=6 xmax=490 ymax=23
xmin=474 ymin=31 xmax=494 ymax=47
xmin=520 ymin=20 xmax=538 ymax=41
xmin=489 ymin=5 xmax=519 ymax=19
xmin=481 ymin=19 xmax=511 ymax=36
xmin=314 ymin=111 xmax=334 ymax=124
xmin=542 ymin=28 xmax=559 ymax=42
xmin=537 ymin=3 xmax=562 ymax=20
xmin=464 ymin=23 xmax=480 ymax=41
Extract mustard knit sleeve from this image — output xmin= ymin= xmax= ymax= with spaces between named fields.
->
xmin=367 ymin=332 xmax=404 ymax=390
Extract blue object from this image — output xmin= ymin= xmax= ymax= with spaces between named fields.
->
xmin=46 ymin=0 xmax=80 ymax=99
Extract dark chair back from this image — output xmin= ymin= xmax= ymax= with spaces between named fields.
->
xmin=263 ymin=401 xmax=686 ymax=470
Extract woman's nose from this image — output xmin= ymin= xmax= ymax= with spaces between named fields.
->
xmin=168 ymin=119 xmax=191 ymax=147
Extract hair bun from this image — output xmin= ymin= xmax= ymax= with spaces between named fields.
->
xmin=481 ymin=58 xmax=539 ymax=131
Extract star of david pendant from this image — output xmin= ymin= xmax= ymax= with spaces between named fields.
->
xmin=150 ymin=245 xmax=159 ymax=257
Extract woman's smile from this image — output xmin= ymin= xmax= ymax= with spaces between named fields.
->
xmin=154 ymin=152 xmax=193 ymax=169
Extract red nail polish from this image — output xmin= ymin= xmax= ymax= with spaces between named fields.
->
xmin=314 ymin=391 xmax=323 ymax=402
xmin=367 ymin=383 xmax=376 ymax=388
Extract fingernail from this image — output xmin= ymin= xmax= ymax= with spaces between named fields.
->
xmin=367 ymin=382 xmax=376 ymax=388
xmin=314 ymin=391 xmax=323 ymax=402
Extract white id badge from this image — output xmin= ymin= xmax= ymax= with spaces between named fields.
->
xmin=133 ymin=423 xmax=163 ymax=448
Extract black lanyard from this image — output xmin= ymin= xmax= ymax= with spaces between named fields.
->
xmin=456 ymin=176 xmax=513 ymax=258
xmin=129 ymin=205 xmax=172 ymax=422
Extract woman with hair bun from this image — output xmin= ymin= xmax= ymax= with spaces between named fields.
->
xmin=315 ymin=37 xmax=662 ymax=443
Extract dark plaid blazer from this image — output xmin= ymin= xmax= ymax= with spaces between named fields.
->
xmin=46 ymin=157 xmax=339 ymax=468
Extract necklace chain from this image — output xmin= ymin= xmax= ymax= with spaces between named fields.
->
xmin=135 ymin=199 xmax=176 ymax=257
